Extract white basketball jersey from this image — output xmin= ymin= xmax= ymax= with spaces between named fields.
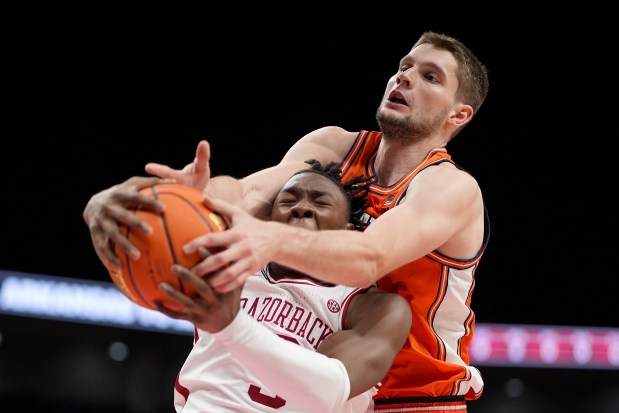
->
xmin=174 ymin=268 xmax=374 ymax=412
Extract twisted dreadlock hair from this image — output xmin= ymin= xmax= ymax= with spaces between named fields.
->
xmin=293 ymin=159 xmax=370 ymax=231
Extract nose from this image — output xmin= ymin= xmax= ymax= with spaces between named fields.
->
xmin=396 ymin=68 xmax=412 ymax=87
xmin=290 ymin=200 xmax=315 ymax=219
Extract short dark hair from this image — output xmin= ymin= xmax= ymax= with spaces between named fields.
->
xmin=294 ymin=159 xmax=369 ymax=230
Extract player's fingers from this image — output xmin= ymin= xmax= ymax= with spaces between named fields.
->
xmin=158 ymin=281 xmax=198 ymax=309
xmin=103 ymin=249 xmax=121 ymax=268
xmin=98 ymin=217 xmax=140 ymax=259
xmin=144 ymin=163 xmax=178 ymax=179
xmin=211 ymin=270 xmax=252 ymax=293
xmin=108 ymin=234 xmax=139 ymax=260
xmin=208 ymin=260 xmax=254 ymax=292
xmin=194 ymin=140 xmax=211 ymax=173
xmin=201 ymin=194 xmax=239 ymax=219
xmin=197 ymin=246 xmax=212 ymax=260
xmin=92 ymin=232 xmax=121 ymax=267
xmin=111 ymin=190 xmax=167 ymax=214
xmin=124 ymin=176 xmax=175 ymax=191
xmin=153 ymin=291 xmax=187 ymax=319
xmin=183 ymin=229 xmax=236 ymax=255
xmin=190 ymin=241 xmax=242 ymax=277
xmin=171 ymin=264 xmax=217 ymax=304
xmin=103 ymin=203 xmax=154 ymax=234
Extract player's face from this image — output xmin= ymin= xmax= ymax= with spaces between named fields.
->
xmin=271 ymin=172 xmax=350 ymax=231
xmin=376 ymin=43 xmax=460 ymax=141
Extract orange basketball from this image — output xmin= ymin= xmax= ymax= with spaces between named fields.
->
xmin=109 ymin=183 xmax=227 ymax=311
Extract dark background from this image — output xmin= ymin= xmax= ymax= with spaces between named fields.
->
xmin=2 ymin=8 xmax=617 ymax=413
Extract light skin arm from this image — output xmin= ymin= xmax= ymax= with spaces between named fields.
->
xmin=83 ymin=126 xmax=356 ymax=269
xmin=155 ymin=264 xmax=411 ymax=399
xmin=187 ymin=163 xmax=484 ymax=290
xmin=147 ymin=127 xmax=357 ymax=220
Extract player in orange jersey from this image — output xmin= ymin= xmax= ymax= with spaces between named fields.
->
xmin=85 ymin=31 xmax=490 ymax=412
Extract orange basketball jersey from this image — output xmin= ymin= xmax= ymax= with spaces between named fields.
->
xmin=340 ymin=131 xmax=489 ymax=405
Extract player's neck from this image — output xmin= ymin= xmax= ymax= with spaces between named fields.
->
xmin=267 ymin=262 xmax=309 ymax=280
xmin=267 ymin=262 xmax=334 ymax=286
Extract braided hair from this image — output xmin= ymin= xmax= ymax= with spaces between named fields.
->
xmin=293 ymin=159 xmax=370 ymax=231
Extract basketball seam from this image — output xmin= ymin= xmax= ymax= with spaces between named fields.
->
xmin=125 ymin=203 xmax=153 ymax=309
xmin=157 ymin=187 xmax=218 ymax=298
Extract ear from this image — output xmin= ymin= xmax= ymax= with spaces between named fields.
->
xmin=345 ymin=222 xmax=355 ymax=231
xmin=449 ymin=103 xmax=474 ymax=128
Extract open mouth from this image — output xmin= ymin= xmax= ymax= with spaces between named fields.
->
xmin=388 ymin=90 xmax=407 ymax=106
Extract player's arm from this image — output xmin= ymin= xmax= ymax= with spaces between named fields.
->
xmin=189 ymin=163 xmax=484 ymax=289
xmin=318 ymin=288 xmax=412 ymax=398
xmin=156 ymin=264 xmax=381 ymax=413
xmin=145 ymin=127 xmax=355 ymax=213
xmin=83 ymin=126 xmax=356 ymax=269
xmin=204 ymin=126 xmax=358 ymax=220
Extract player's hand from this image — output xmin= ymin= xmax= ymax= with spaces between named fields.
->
xmin=145 ymin=140 xmax=212 ymax=193
xmin=155 ymin=262 xmax=242 ymax=333
xmin=183 ymin=195 xmax=281 ymax=293
xmin=83 ymin=176 xmax=174 ymax=269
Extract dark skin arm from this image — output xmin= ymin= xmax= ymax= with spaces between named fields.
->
xmin=319 ymin=288 xmax=411 ymax=397
xmin=156 ymin=264 xmax=412 ymax=399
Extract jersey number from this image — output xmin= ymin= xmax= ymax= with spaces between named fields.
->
xmin=248 ymin=385 xmax=286 ymax=408
xmin=246 ymin=334 xmax=299 ymax=409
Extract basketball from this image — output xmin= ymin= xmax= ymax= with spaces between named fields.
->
xmin=109 ymin=183 xmax=227 ymax=311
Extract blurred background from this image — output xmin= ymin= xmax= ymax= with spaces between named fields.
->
xmin=2 ymin=6 xmax=617 ymax=413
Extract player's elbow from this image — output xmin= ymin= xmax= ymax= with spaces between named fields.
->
xmin=357 ymin=248 xmax=388 ymax=288
xmin=346 ymin=260 xmax=382 ymax=288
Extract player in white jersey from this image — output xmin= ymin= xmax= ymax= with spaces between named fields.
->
xmin=156 ymin=160 xmax=411 ymax=413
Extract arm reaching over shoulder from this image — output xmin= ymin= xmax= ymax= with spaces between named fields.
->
xmin=83 ymin=127 xmax=357 ymax=277
xmin=183 ymin=194 xmax=381 ymax=291
xmin=148 ymin=128 xmax=359 ymax=218
xmin=185 ymin=163 xmax=484 ymax=291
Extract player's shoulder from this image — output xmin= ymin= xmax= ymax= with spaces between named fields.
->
xmin=402 ymin=163 xmax=481 ymax=212
xmin=295 ymin=126 xmax=360 ymax=160
xmin=424 ymin=161 xmax=480 ymax=189
xmin=303 ymin=125 xmax=359 ymax=142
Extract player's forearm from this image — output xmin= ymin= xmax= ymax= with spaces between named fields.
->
xmin=204 ymin=175 xmax=244 ymax=204
xmin=213 ymin=311 xmax=351 ymax=413
xmin=271 ymin=223 xmax=383 ymax=288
